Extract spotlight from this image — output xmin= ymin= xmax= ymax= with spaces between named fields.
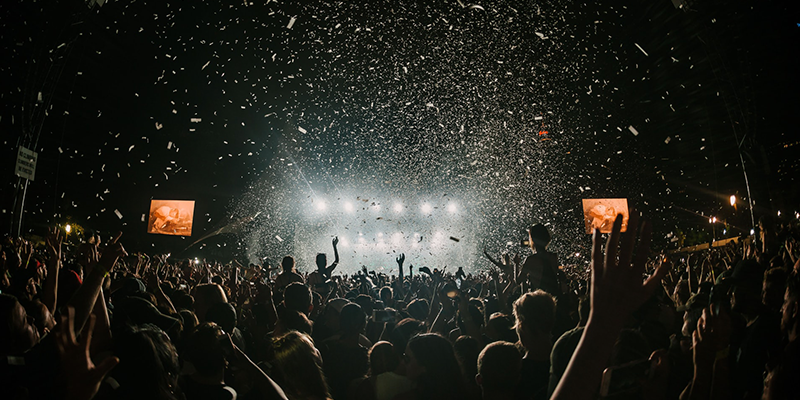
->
xmin=316 ymin=201 xmax=327 ymax=211
xmin=394 ymin=203 xmax=403 ymax=212
xmin=421 ymin=203 xmax=433 ymax=214
xmin=447 ymin=203 xmax=457 ymax=213
xmin=344 ymin=202 xmax=354 ymax=213
xmin=65 ymin=224 xmax=72 ymax=234
xmin=729 ymin=195 xmax=736 ymax=206
xmin=373 ymin=204 xmax=381 ymax=212
xmin=777 ymin=210 xmax=781 ymax=217
xmin=340 ymin=237 xmax=349 ymax=247
xmin=750 ymin=229 xmax=755 ymax=235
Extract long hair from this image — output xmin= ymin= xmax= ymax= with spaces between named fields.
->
xmin=271 ymin=331 xmax=331 ymax=399
xmin=111 ymin=324 xmax=181 ymax=400
xmin=406 ymin=333 xmax=467 ymax=400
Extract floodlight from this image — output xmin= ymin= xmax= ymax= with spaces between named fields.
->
xmin=394 ymin=203 xmax=403 ymax=212
xmin=447 ymin=203 xmax=457 ymax=213
xmin=65 ymin=224 xmax=72 ymax=234
xmin=316 ymin=201 xmax=327 ymax=211
xmin=344 ymin=202 xmax=354 ymax=213
xmin=729 ymin=195 xmax=736 ymax=206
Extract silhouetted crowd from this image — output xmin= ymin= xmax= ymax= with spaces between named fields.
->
xmin=2 ymin=213 xmax=799 ymax=400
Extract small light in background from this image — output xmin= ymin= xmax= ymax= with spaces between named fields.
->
xmin=344 ymin=202 xmax=354 ymax=213
xmin=421 ymin=203 xmax=433 ymax=214
xmin=750 ymin=229 xmax=755 ymax=235
xmin=65 ymin=224 xmax=72 ymax=234
xmin=729 ymin=195 xmax=736 ymax=206
xmin=316 ymin=201 xmax=327 ymax=211
xmin=447 ymin=203 xmax=458 ymax=213
xmin=393 ymin=203 xmax=403 ymax=212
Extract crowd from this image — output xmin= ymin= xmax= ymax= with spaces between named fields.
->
xmin=1 ymin=211 xmax=799 ymax=400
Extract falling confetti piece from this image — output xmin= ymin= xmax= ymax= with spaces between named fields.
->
xmin=275 ymin=235 xmax=283 ymax=242
xmin=287 ymin=17 xmax=296 ymax=29
xmin=634 ymin=43 xmax=649 ymax=56
xmin=628 ymin=126 xmax=639 ymax=136
xmin=449 ymin=236 xmax=460 ymax=242
xmin=114 ymin=209 xmax=123 ymax=219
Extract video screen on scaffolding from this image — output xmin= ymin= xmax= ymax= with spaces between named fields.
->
xmin=582 ymin=198 xmax=629 ymax=234
xmin=147 ymin=200 xmax=195 ymax=236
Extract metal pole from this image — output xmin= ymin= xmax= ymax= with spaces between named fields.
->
xmin=738 ymin=152 xmax=756 ymax=233
xmin=16 ymin=179 xmax=29 ymax=237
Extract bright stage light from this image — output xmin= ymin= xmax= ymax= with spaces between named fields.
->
xmin=447 ymin=203 xmax=457 ymax=213
xmin=65 ymin=224 xmax=72 ymax=234
xmin=316 ymin=201 xmax=327 ymax=211
xmin=344 ymin=202 xmax=354 ymax=213
xmin=729 ymin=195 xmax=736 ymax=206
xmin=394 ymin=203 xmax=403 ymax=212
xmin=372 ymin=204 xmax=381 ymax=212
xmin=377 ymin=232 xmax=384 ymax=238
xmin=421 ymin=203 xmax=433 ymax=214
xmin=392 ymin=232 xmax=403 ymax=244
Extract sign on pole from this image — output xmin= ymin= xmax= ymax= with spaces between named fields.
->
xmin=15 ymin=146 xmax=37 ymax=181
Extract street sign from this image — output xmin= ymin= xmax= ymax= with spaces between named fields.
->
xmin=15 ymin=146 xmax=37 ymax=181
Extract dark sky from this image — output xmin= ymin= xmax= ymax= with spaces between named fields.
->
xmin=2 ymin=0 xmax=798 ymax=268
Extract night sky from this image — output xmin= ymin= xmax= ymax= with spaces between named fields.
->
xmin=2 ymin=0 xmax=798 ymax=272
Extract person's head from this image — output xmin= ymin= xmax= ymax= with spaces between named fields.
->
xmin=405 ymin=334 xmax=466 ymax=399
xmin=271 ymin=331 xmax=330 ymax=399
xmin=111 ymin=324 xmax=180 ymax=400
xmin=275 ymin=308 xmax=313 ymax=336
xmin=763 ymin=342 xmax=800 ymax=400
xmin=729 ymin=261 xmax=764 ymax=316
xmin=354 ymin=294 xmax=374 ymax=317
xmin=782 ymin=273 xmax=800 ymax=342
xmin=380 ymin=286 xmax=393 ymax=304
xmin=369 ymin=341 xmax=400 ymax=376
xmin=406 ymin=298 xmax=429 ymax=321
xmin=763 ymin=267 xmax=789 ymax=312
xmin=513 ymin=290 xmax=556 ymax=349
xmin=284 ymin=283 xmax=313 ymax=315
xmin=315 ymin=253 xmax=327 ymax=270
xmin=0 ymin=294 xmax=39 ymax=355
xmin=183 ymin=322 xmax=228 ymax=378
xmin=281 ymin=256 xmax=295 ymax=273
xmin=205 ymin=302 xmax=237 ymax=333
xmin=389 ymin=318 xmax=425 ymax=357
xmin=453 ymin=335 xmax=481 ymax=384
xmin=340 ymin=303 xmax=367 ymax=336
xmin=485 ymin=313 xmax=517 ymax=343
xmin=21 ymin=299 xmax=55 ymax=337
xmin=476 ymin=341 xmax=522 ymax=395
xmin=528 ymin=224 xmax=551 ymax=249
xmin=192 ymin=283 xmax=228 ymax=323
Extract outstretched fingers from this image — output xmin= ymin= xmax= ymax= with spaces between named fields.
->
xmin=604 ymin=214 xmax=624 ymax=272
xmin=618 ymin=212 xmax=640 ymax=270
xmin=591 ymin=228 xmax=605 ymax=280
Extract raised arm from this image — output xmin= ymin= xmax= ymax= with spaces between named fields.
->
xmin=324 ymin=237 xmax=340 ymax=278
xmin=396 ymin=253 xmax=406 ymax=298
xmin=67 ymin=233 xmax=127 ymax=334
xmin=41 ymin=227 xmax=63 ymax=314
xmin=551 ymin=212 xmax=669 ymax=400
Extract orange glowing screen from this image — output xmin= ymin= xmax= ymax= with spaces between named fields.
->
xmin=582 ymin=198 xmax=629 ymax=234
xmin=147 ymin=200 xmax=195 ymax=236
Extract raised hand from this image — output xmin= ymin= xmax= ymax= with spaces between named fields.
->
xmin=98 ymin=232 xmax=127 ymax=276
xmin=589 ymin=212 xmax=669 ymax=326
xmin=332 ymin=236 xmax=339 ymax=247
xmin=45 ymin=226 xmax=63 ymax=260
xmin=396 ymin=253 xmax=406 ymax=266
xmin=56 ymin=307 xmax=120 ymax=400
